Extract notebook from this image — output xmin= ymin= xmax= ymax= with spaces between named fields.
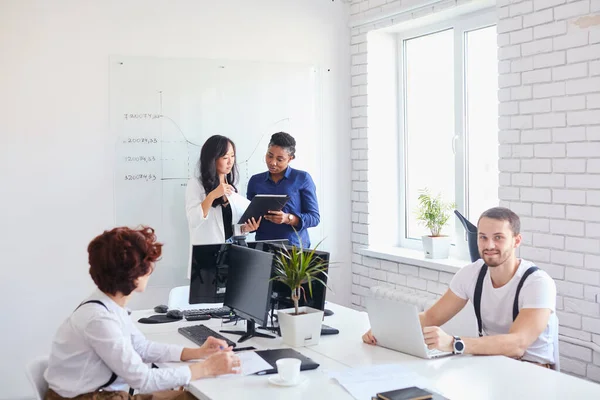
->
xmin=376 ymin=387 xmax=432 ymax=400
xmin=374 ymin=387 xmax=449 ymax=400
xmin=254 ymin=348 xmax=320 ymax=375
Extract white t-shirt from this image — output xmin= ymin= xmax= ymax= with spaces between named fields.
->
xmin=449 ymin=258 xmax=557 ymax=364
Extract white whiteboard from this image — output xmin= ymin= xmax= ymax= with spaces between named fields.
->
xmin=110 ymin=57 xmax=322 ymax=293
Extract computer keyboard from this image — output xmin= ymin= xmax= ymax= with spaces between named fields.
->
xmin=178 ymin=324 xmax=237 ymax=348
xmin=263 ymin=324 xmax=339 ymax=336
xmin=183 ymin=307 xmax=231 ymax=318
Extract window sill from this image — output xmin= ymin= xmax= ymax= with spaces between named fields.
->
xmin=358 ymin=246 xmax=471 ymax=274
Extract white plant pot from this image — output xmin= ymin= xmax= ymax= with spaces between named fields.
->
xmin=277 ymin=306 xmax=324 ymax=347
xmin=421 ymin=235 xmax=451 ymax=259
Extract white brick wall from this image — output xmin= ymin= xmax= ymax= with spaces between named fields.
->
xmin=496 ymin=0 xmax=600 ymax=381
xmin=350 ymin=0 xmax=600 ymax=383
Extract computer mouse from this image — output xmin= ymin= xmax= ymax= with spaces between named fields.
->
xmin=154 ymin=304 xmax=168 ymax=313
xmin=166 ymin=309 xmax=183 ymax=320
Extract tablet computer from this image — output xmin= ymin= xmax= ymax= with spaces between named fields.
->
xmin=238 ymin=194 xmax=290 ymax=224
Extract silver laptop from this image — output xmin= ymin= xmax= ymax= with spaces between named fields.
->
xmin=365 ymin=296 xmax=453 ymax=359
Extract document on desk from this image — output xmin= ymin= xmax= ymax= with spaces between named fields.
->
xmin=161 ymin=351 xmax=272 ymax=377
xmin=219 ymin=351 xmax=272 ymax=377
xmin=328 ymin=364 xmax=433 ymax=400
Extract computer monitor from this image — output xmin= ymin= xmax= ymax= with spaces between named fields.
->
xmin=247 ymin=239 xmax=290 ymax=252
xmin=189 ymin=244 xmax=231 ymax=304
xmin=220 ymin=244 xmax=276 ymax=343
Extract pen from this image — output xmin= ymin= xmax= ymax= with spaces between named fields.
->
xmin=232 ymin=346 xmax=256 ymax=352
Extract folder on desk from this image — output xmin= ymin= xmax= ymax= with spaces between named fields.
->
xmin=376 ymin=387 xmax=432 ymax=400
xmin=375 ymin=387 xmax=448 ymax=400
xmin=254 ymin=348 xmax=319 ymax=375
xmin=238 ymin=194 xmax=289 ymax=224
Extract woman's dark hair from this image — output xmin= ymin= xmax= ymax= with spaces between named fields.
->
xmin=198 ymin=135 xmax=238 ymax=207
xmin=88 ymin=226 xmax=163 ymax=296
xmin=268 ymin=132 xmax=296 ymax=158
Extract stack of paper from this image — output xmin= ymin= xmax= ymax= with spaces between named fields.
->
xmin=328 ymin=364 xmax=433 ymax=400
xmin=219 ymin=351 xmax=272 ymax=377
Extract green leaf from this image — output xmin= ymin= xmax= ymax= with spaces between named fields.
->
xmin=414 ymin=188 xmax=454 ymax=237
xmin=270 ymin=228 xmax=335 ymax=310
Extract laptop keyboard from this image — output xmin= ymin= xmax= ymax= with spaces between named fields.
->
xmin=427 ymin=348 xmax=448 ymax=357
xmin=178 ymin=324 xmax=237 ymax=348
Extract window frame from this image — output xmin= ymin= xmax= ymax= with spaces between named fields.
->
xmin=396 ymin=10 xmax=497 ymax=259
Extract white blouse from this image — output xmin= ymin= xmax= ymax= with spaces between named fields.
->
xmin=45 ymin=290 xmax=191 ymax=397
xmin=185 ymin=177 xmax=250 ymax=245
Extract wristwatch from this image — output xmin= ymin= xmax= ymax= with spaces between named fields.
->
xmin=287 ymin=214 xmax=294 ymax=224
xmin=453 ymin=336 xmax=465 ymax=354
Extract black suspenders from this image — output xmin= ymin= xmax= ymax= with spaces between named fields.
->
xmin=473 ymin=264 xmax=540 ymax=337
xmin=74 ymin=300 xmax=118 ymax=391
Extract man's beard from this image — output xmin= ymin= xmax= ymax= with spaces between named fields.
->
xmin=481 ymin=250 xmax=510 ymax=267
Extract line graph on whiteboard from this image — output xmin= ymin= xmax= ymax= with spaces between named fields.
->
xmin=117 ymin=91 xmax=292 ymax=193
xmin=110 ymin=56 xmax=321 ymax=291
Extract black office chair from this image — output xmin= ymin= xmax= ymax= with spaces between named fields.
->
xmin=454 ymin=210 xmax=480 ymax=262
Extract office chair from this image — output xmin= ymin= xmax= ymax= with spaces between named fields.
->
xmin=553 ymin=314 xmax=561 ymax=372
xmin=454 ymin=210 xmax=480 ymax=262
xmin=168 ymin=285 xmax=191 ymax=310
xmin=26 ymin=356 xmax=49 ymax=400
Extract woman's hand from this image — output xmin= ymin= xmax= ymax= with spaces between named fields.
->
xmin=242 ymin=217 xmax=261 ymax=233
xmin=211 ymin=182 xmax=234 ymax=199
xmin=189 ymin=351 xmax=241 ymax=380
xmin=264 ymin=210 xmax=289 ymax=225
xmin=181 ymin=336 xmax=232 ymax=361
xmin=198 ymin=336 xmax=232 ymax=358
xmin=362 ymin=329 xmax=377 ymax=345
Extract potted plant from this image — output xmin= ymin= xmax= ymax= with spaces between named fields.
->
xmin=415 ymin=188 xmax=455 ymax=259
xmin=272 ymin=234 xmax=330 ymax=347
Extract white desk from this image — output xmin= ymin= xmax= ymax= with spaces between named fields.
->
xmin=132 ymin=304 xmax=600 ymax=400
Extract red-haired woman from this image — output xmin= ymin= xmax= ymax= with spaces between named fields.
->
xmin=44 ymin=226 xmax=240 ymax=399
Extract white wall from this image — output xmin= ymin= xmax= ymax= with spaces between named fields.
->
xmin=349 ymin=0 xmax=600 ymax=384
xmin=0 ymin=1 xmax=351 ymax=398
xmin=496 ymin=0 xmax=600 ymax=381
xmin=349 ymin=0 xmax=485 ymax=308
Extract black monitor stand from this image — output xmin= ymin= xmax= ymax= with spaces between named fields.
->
xmin=220 ymin=320 xmax=275 ymax=343
xmin=231 ymin=235 xmax=247 ymax=247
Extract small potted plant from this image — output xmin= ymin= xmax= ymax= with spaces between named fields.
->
xmin=272 ymin=234 xmax=330 ymax=347
xmin=415 ymin=188 xmax=455 ymax=259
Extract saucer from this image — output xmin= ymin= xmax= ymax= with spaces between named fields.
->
xmin=268 ymin=375 xmax=309 ymax=387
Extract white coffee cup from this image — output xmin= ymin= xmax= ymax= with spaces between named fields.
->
xmin=276 ymin=358 xmax=301 ymax=384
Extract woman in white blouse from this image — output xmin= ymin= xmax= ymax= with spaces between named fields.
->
xmin=185 ymin=135 xmax=260 ymax=246
xmin=44 ymin=227 xmax=240 ymax=399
